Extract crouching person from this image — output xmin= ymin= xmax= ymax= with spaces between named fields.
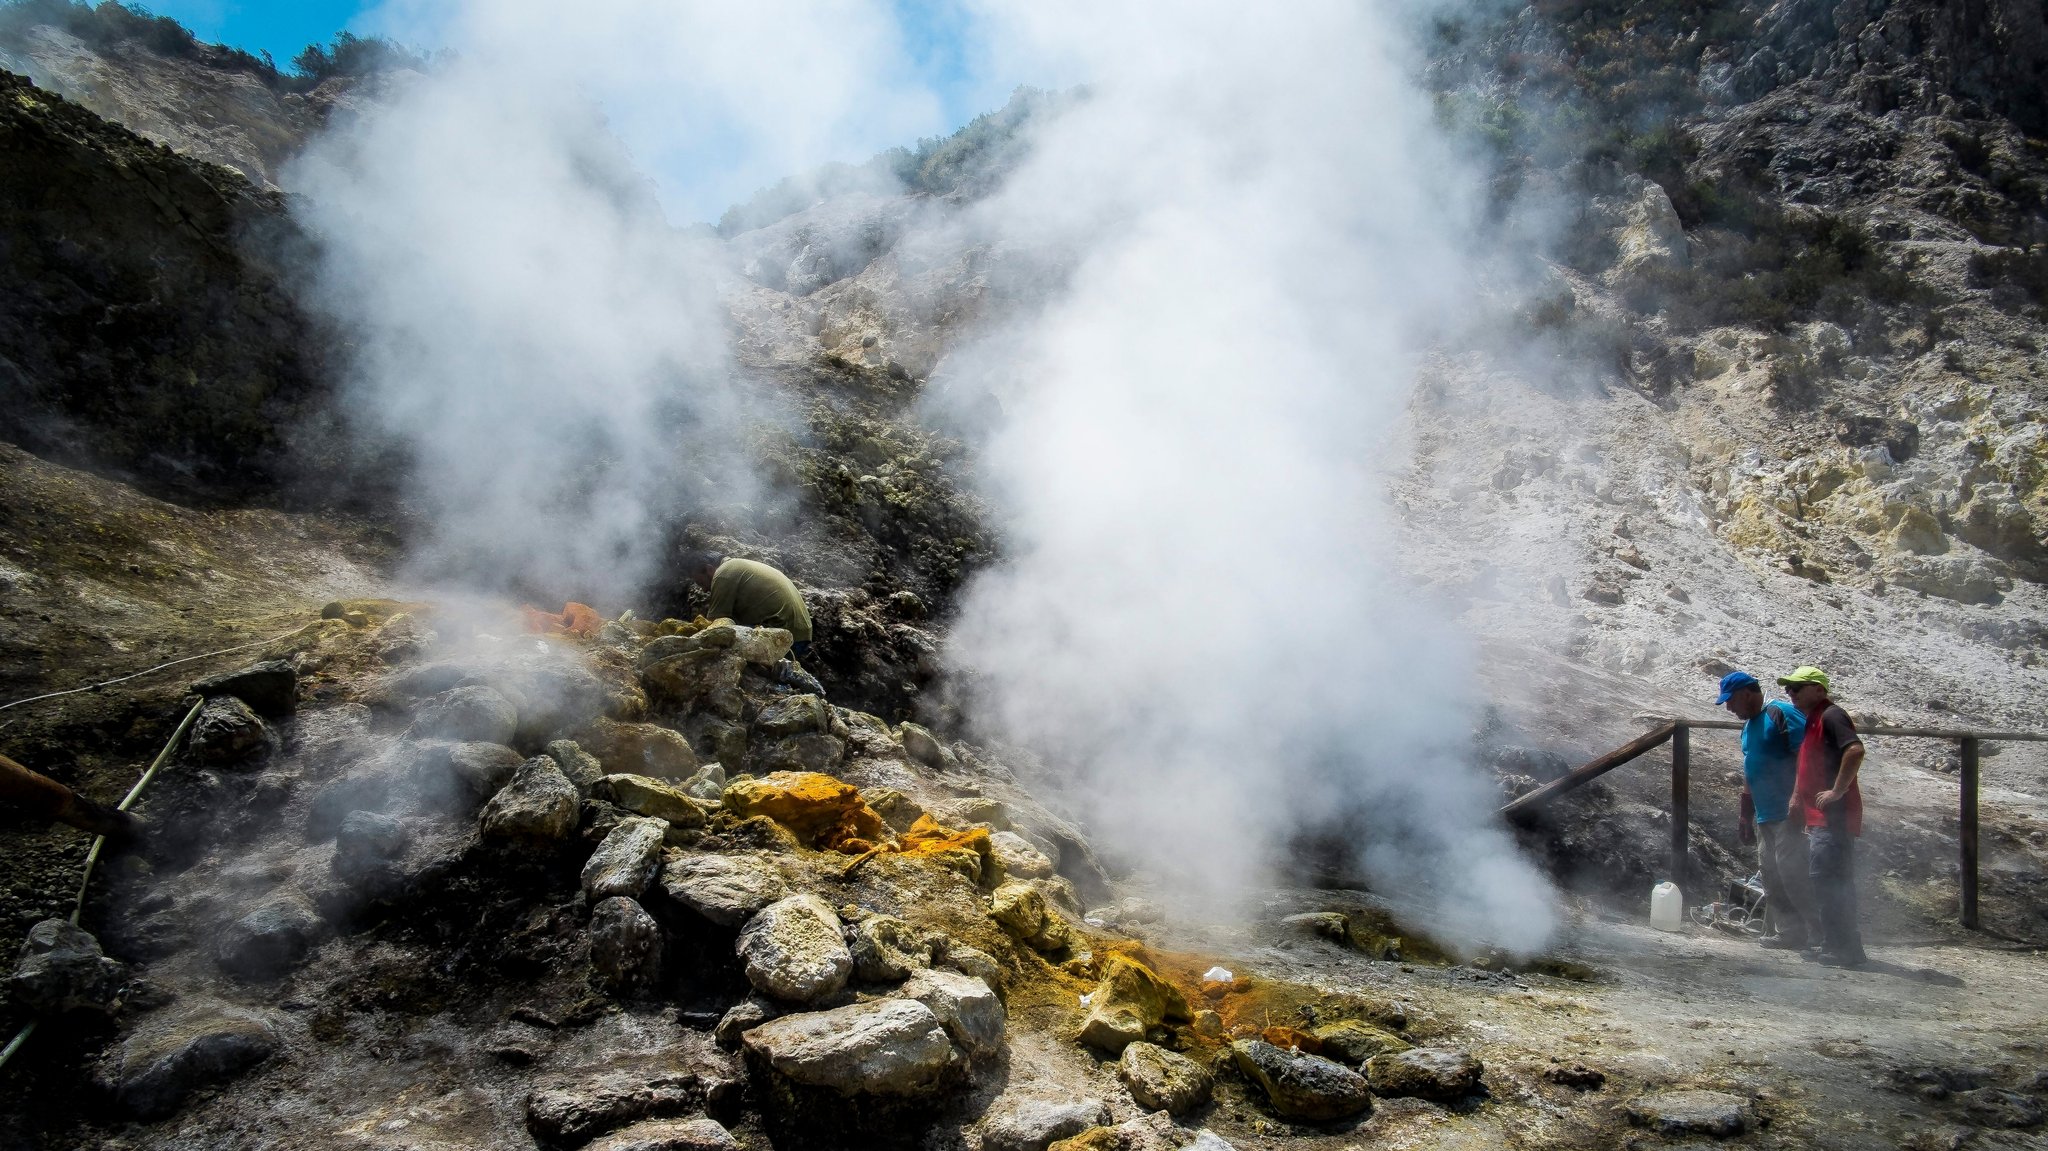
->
xmin=1717 ymin=672 xmax=1817 ymax=949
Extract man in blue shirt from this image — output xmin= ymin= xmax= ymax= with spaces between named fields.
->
xmin=1719 ymin=670 xmax=1818 ymax=950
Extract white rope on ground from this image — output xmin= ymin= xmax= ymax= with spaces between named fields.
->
xmin=0 ymin=692 xmax=212 ymax=1073
xmin=0 ymin=629 xmax=304 ymax=715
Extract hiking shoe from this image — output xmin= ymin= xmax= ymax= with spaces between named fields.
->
xmin=1758 ymin=934 xmax=1806 ymax=950
xmin=1816 ymin=952 xmax=1868 ymax=969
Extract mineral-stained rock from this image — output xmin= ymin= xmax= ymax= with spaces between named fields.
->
xmin=1280 ymin=911 xmax=1350 ymax=942
xmin=9 ymin=919 xmax=125 ymax=1014
xmin=741 ymin=998 xmax=959 ymax=1096
xmin=1119 ymin=1041 xmax=1211 ymax=1115
xmin=722 ymin=772 xmax=885 ymax=850
xmin=729 ymin=625 xmax=794 ymax=666
xmin=679 ymin=762 xmax=726 ymax=802
xmin=754 ymin=694 xmax=829 ymax=738
xmin=990 ymin=881 xmax=1071 ymax=953
xmin=1312 ymin=1019 xmax=1410 ymax=1064
xmin=600 ymin=775 xmax=710 ymax=828
xmin=932 ymin=796 xmax=1007 ymax=829
xmin=935 ymin=940 xmax=1003 ymax=988
xmin=642 ymin=647 xmax=747 ymax=717
xmin=481 ymin=760 xmax=581 ymax=845
xmin=1076 ymin=957 xmax=1187 ymax=1055
xmin=579 ymin=719 xmax=700 ymax=779
xmin=864 ymin=787 xmax=926 ymax=834
xmin=215 ymin=891 xmax=322 ymax=980
xmin=1230 ymin=1039 xmax=1372 ymax=1122
xmin=446 ymin=742 xmax=526 ymax=799
xmin=190 ymin=659 xmax=297 ymax=717
xmin=583 ymin=817 xmax=670 ymax=901
xmin=1623 ymin=1089 xmax=1749 ymax=1137
xmin=1543 ymin=1062 xmax=1605 ymax=1090
xmin=980 ymin=1091 xmax=1110 ymax=1151
xmin=590 ymin=896 xmax=664 ymax=995
xmin=847 ymin=914 xmax=934 ymax=982
xmin=103 ymin=1001 xmax=281 ymax=1118
xmin=588 ymin=1116 xmax=742 ymax=1151
xmin=737 ymin=894 xmax=852 ymax=1003
xmin=990 ymin=831 xmax=1055 ymax=879
xmin=412 ymin=685 xmax=520 ymax=744
xmin=546 ymin=739 xmax=607 ymax=798
xmin=899 ymin=967 xmax=1004 ymax=1056
xmin=660 ymin=852 xmax=787 ymax=926
xmin=186 ymin=695 xmax=270 ymax=765
xmin=1364 ymin=1047 xmax=1483 ymax=1100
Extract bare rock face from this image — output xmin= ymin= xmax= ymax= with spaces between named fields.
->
xmin=589 ymin=896 xmax=664 ymax=996
xmin=1230 ymin=1039 xmax=1372 ymax=1122
xmin=979 ymin=1091 xmax=1110 ymax=1151
xmin=412 ymin=685 xmax=519 ymax=744
xmin=587 ymin=1117 xmax=742 ymax=1151
xmin=481 ymin=759 xmax=581 ymax=845
xmin=741 ymin=998 xmax=959 ymax=1096
xmin=736 ymin=894 xmax=852 ymax=1003
xmin=186 ymin=695 xmax=271 ymax=765
xmin=661 ymin=852 xmax=787 ymax=927
xmin=1118 ymin=1041 xmax=1211 ymax=1115
xmin=190 ymin=659 xmax=297 ymax=716
xmin=100 ymin=1001 xmax=281 ymax=1118
xmin=583 ymin=817 xmax=669 ymax=901
xmin=898 ymin=968 xmax=1004 ymax=1057
xmin=9 ymin=919 xmax=125 ymax=1014
xmin=1364 ymin=1047 xmax=1484 ymax=1101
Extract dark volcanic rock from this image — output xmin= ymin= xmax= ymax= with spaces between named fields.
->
xmin=526 ymin=1068 xmax=735 ymax=1150
xmin=332 ymin=809 xmax=408 ymax=881
xmin=8 ymin=918 xmax=125 ymax=1014
xmin=215 ymin=890 xmax=322 ymax=980
xmin=1957 ymin=1087 xmax=2044 ymax=1129
xmin=480 ymin=759 xmax=580 ymax=845
xmin=413 ymin=685 xmax=519 ymax=744
xmin=583 ymin=817 xmax=668 ymax=901
xmin=101 ymin=1001 xmax=281 ymax=1118
xmin=1230 ymin=1039 xmax=1371 ymax=1122
xmin=589 ymin=896 xmax=664 ymax=996
xmin=186 ymin=695 xmax=271 ymax=765
xmin=191 ymin=659 xmax=297 ymax=716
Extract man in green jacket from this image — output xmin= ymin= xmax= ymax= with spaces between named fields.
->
xmin=685 ymin=552 xmax=814 ymax=658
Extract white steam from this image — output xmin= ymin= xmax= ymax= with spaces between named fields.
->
xmin=943 ymin=1 xmax=1560 ymax=951
xmin=290 ymin=0 xmax=943 ymax=601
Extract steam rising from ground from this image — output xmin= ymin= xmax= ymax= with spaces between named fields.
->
xmin=292 ymin=0 xmax=1557 ymax=950
xmin=943 ymin=2 xmax=1560 ymax=951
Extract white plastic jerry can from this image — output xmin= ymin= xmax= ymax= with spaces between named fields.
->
xmin=1650 ymin=881 xmax=1684 ymax=932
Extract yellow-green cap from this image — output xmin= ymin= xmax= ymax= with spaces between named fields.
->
xmin=1777 ymin=666 xmax=1829 ymax=690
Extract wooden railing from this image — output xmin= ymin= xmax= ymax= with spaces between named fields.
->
xmin=1500 ymin=717 xmax=2048 ymax=930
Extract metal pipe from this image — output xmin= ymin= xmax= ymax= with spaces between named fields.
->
xmin=1500 ymin=721 xmax=1677 ymax=821
xmin=1670 ymin=723 xmax=1690 ymax=891
xmin=1960 ymin=737 xmax=1980 ymax=930
xmin=69 ymin=698 xmax=204 ymax=927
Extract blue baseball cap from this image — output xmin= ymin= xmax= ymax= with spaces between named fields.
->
xmin=1715 ymin=670 xmax=1760 ymax=703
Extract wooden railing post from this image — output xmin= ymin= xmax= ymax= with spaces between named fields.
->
xmin=1960 ymin=736 xmax=1980 ymax=930
xmin=1670 ymin=723 xmax=1690 ymax=892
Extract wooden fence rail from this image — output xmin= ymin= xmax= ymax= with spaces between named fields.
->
xmin=1500 ymin=716 xmax=2048 ymax=930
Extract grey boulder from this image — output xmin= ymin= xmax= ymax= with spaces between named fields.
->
xmin=190 ymin=660 xmax=297 ymax=717
xmin=587 ymin=1116 xmax=742 ymax=1151
xmin=660 ymin=852 xmax=787 ymax=927
xmin=1119 ymin=1040 xmax=1211 ymax=1115
xmin=847 ymin=914 xmax=933 ymax=982
xmin=481 ymin=759 xmax=580 ymax=845
xmin=742 ymin=998 xmax=959 ymax=1097
xmin=978 ymin=1091 xmax=1109 ymax=1151
xmin=736 ymin=894 xmax=851 ymax=1003
xmin=186 ymin=696 xmax=270 ymax=765
xmin=1364 ymin=1047 xmax=1484 ymax=1101
xmin=215 ymin=891 xmax=323 ymax=980
xmin=413 ymin=685 xmax=519 ymax=744
xmin=1623 ymin=1089 xmax=1750 ymax=1137
xmin=583 ymin=817 xmax=669 ymax=901
xmin=899 ymin=968 xmax=1004 ymax=1057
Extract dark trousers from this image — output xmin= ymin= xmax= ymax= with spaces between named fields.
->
xmin=1808 ymin=807 xmax=1865 ymax=961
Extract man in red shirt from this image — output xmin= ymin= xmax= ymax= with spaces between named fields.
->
xmin=1779 ymin=666 xmax=1867 ymax=968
